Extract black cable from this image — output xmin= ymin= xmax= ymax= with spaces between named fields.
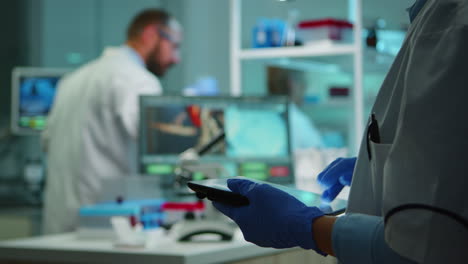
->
xmin=326 ymin=207 xmax=346 ymax=216
xmin=196 ymin=131 xmax=225 ymax=156
xmin=385 ymin=203 xmax=468 ymax=230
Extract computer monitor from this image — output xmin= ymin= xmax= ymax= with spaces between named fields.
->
xmin=139 ymin=96 xmax=294 ymax=185
xmin=10 ymin=67 xmax=70 ymax=134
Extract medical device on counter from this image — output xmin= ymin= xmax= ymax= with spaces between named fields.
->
xmin=165 ymin=199 xmax=238 ymax=242
xmin=77 ymin=198 xmax=165 ymax=239
xmin=167 ymin=130 xmax=238 ymax=242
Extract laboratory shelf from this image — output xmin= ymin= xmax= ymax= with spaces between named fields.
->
xmin=303 ymin=100 xmax=352 ymax=109
xmin=302 ymin=95 xmax=377 ymax=111
xmin=239 ymin=43 xmax=357 ymax=60
xmin=244 ymin=47 xmax=395 ymax=77
xmin=230 ymin=0 xmax=365 ymax=153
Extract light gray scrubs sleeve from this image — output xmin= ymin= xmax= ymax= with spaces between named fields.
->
xmin=332 ymin=213 xmax=417 ymax=264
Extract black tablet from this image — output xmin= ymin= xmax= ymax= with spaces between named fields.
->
xmin=187 ymin=180 xmax=249 ymax=207
xmin=187 ymin=177 xmax=347 ymax=215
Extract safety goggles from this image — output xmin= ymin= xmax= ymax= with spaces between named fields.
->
xmin=158 ymin=28 xmax=174 ymax=42
xmin=158 ymin=28 xmax=180 ymax=60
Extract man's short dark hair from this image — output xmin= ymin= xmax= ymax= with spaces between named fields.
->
xmin=126 ymin=9 xmax=170 ymax=40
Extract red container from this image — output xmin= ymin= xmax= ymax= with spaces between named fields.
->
xmin=297 ymin=18 xmax=353 ymax=44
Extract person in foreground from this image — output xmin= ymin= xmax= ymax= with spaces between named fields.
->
xmin=214 ymin=0 xmax=468 ymax=263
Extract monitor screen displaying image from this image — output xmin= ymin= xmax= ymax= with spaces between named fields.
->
xmin=139 ymin=96 xmax=294 ymax=185
xmin=11 ymin=67 xmax=70 ymax=134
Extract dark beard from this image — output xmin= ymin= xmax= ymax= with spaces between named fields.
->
xmin=146 ymin=44 xmax=164 ymax=77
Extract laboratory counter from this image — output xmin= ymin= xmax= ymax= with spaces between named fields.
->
xmin=0 ymin=232 xmax=337 ymax=264
xmin=0 ymin=205 xmax=42 ymax=240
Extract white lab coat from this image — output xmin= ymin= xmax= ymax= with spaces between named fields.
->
xmin=42 ymin=46 xmax=162 ymax=234
xmin=348 ymin=0 xmax=468 ymax=262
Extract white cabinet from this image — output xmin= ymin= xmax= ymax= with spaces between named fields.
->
xmin=229 ymin=0 xmax=364 ymax=154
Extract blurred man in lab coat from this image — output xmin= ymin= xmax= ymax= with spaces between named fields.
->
xmin=41 ymin=9 xmax=182 ymax=234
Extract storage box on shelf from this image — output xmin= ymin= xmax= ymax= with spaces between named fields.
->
xmin=297 ymin=18 xmax=353 ymax=46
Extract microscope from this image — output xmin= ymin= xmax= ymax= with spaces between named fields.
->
xmin=168 ymin=128 xmax=242 ymax=242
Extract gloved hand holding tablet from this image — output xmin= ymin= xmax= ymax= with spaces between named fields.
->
xmin=187 ymin=177 xmax=345 ymax=253
xmin=187 ymin=177 xmax=347 ymax=215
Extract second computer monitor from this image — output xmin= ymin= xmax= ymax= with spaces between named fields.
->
xmin=10 ymin=67 xmax=70 ymax=134
xmin=139 ymin=96 xmax=294 ymax=185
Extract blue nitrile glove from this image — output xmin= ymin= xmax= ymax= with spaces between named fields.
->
xmin=213 ymin=179 xmax=325 ymax=253
xmin=317 ymin=157 xmax=356 ymax=202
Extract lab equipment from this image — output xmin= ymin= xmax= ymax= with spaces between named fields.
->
xmin=252 ymin=18 xmax=272 ymax=48
xmin=169 ymin=219 xmax=237 ymax=242
xmin=213 ymin=178 xmax=326 ymax=253
xmin=111 ymin=216 xmax=146 ymax=247
xmin=270 ymin=19 xmax=287 ymax=47
xmin=169 ymin=129 xmax=243 ymax=241
xmin=297 ymin=18 xmax=353 ymax=45
xmin=77 ymin=199 xmax=165 ymax=239
xmin=366 ymin=27 xmax=377 ymax=48
xmin=10 ymin=67 xmax=70 ymax=134
xmin=139 ymin=96 xmax=294 ymax=185
xmin=329 ymin=86 xmax=350 ymax=97
xmin=266 ymin=66 xmax=324 ymax=150
xmin=161 ymin=200 xmax=205 ymax=226
xmin=252 ymin=18 xmax=288 ymax=48
xmin=183 ymin=76 xmax=220 ymax=96
xmin=365 ymin=18 xmax=384 ymax=49
xmin=95 ymin=176 xmax=226 ymax=243
xmin=284 ymin=9 xmax=299 ymax=47
xmin=173 ymin=130 xmax=227 ymax=190
xmin=163 ymin=198 xmax=237 ymax=242
xmin=23 ymin=158 xmax=44 ymax=197
xmin=317 ymin=157 xmax=356 ymax=202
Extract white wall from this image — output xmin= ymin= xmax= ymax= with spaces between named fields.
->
xmin=40 ymin=0 xmax=100 ymax=67
xmin=100 ymin=0 xmax=164 ymax=47
xmin=31 ymin=0 xmax=187 ymax=94
xmin=172 ymin=0 xmax=230 ymax=94
xmin=36 ymin=0 xmax=163 ymax=68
